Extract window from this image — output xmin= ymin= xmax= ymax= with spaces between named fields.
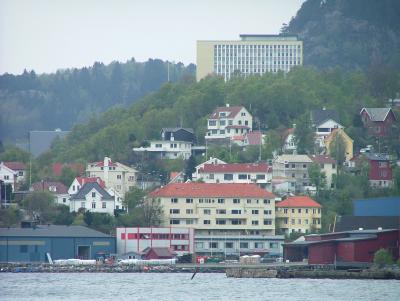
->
xmin=270 ymin=242 xmax=278 ymax=249
xmin=303 ymin=164 xmax=307 ymax=168
xmin=81 ymin=202 xmax=85 ymax=208
xmin=171 ymin=198 xmax=178 ymax=203
xmin=92 ymin=192 xmax=96 ymax=198
xmin=264 ymin=199 xmax=270 ymax=204
xmin=128 ymin=176 xmax=135 ymax=181
xmin=292 ymin=209 xmax=295 ymax=213
xmin=238 ymin=174 xmax=247 ymax=180
xmin=186 ymin=209 xmax=193 ymax=214
xmin=224 ymin=174 xmax=233 ymax=181
xmin=285 ymin=163 xmax=289 ymax=168
xmin=186 ymin=220 xmax=194 ymax=225
xmin=233 ymin=198 xmax=240 ymax=204
xmin=254 ymin=242 xmax=263 ymax=249
xmin=208 ymin=120 xmax=217 ymax=126
xmin=264 ymin=210 xmax=272 ymax=215
xmin=92 ymin=202 xmax=96 ymax=209
xmin=291 ymin=219 xmax=295 ymax=225
xmin=247 ymin=199 xmax=251 ymax=204
xmin=379 ymin=162 xmax=388 ymax=167
xmin=305 ymin=209 xmax=309 ymax=214
xmin=284 ymin=209 xmax=288 ymax=214
xmin=62 ymin=198 xmax=66 ymax=203
xmin=20 ymin=245 xmax=28 ymax=253
xmin=240 ymin=242 xmax=249 ymax=248
xmin=291 ymin=173 xmax=295 ymax=178
xmin=216 ymin=209 xmax=226 ymax=214
xmin=256 ymin=174 xmax=265 ymax=180
xmin=18 ymin=171 xmax=24 ymax=176
xmin=231 ymin=219 xmax=242 ymax=225
xmin=216 ymin=219 xmax=226 ymax=225
xmin=252 ymin=210 xmax=259 ymax=214
xmin=186 ymin=198 xmax=193 ymax=203
xmin=305 ymin=219 xmax=309 ymax=225
xmin=252 ymin=220 xmax=259 ymax=225
xmin=228 ymin=120 xmax=233 ymax=125
xmin=155 ymin=143 xmax=162 ymax=148
xmin=298 ymin=219 xmax=301 ymax=224
xmin=72 ymin=185 xmax=76 ymax=191
xmin=203 ymin=209 xmax=211 ymax=215
xmin=170 ymin=219 xmax=180 ymax=225
xmin=203 ymin=220 xmax=211 ymax=225
xmin=170 ymin=209 xmax=180 ymax=214
xmin=219 ymin=120 xmax=226 ymax=126
xmin=298 ymin=209 xmax=301 ymax=213
xmin=291 ymin=164 xmax=295 ymax=168
xmin=199 ymin=199 xmax=204 ymax=203
xmin=231 ymin=209 xmax=241 ymax=214
xmin=225 ymin=242 xmax=234 ymax=248
xmin=217 ymin=198 xmax=225 ymax=204
xmin=303 ymin=174 xmax=307 ymax=178
xmin=117 ymin=174 xmax=122 ymax=179
xmin=210 ymin=242 xmax=218 ymax=249
xmin=264 ymin=219 xmax=272 ymax=225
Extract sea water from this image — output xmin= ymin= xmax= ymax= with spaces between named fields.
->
xmin=0 ymin=273 xmax=399 ymax=301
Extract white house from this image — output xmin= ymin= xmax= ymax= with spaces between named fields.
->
xmin=0 ymin=161 xmax=27 ymax=191
xmin=133 ymin=140 xmax=192 ymax=160
xmin=282 ymin=128 xmax=296 ymax=153
xmin=68 ymin=176 xmax=105 ymax=195
xmin=195 ymin=162 xmax=272 ymax=189
xmin=69 ymin=182 xmax=118 ymax=215
xmin=315 ymin=119 xmax=344 ymax=148
xmin=86 ymin=157 xmax=138 ymax=197
xmin=30 ymin=181 xmax=69 ymax=206
xmin=205 ymin=104 xmax=253 ymax=142
xmin=191 ymin=157 xmax=227 ymax=181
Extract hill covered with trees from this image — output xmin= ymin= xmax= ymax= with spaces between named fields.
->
xmin=47 ymin=66 xmax=399 ymax=165
xmin=283 ymin=0 xmax=400 ymax=70
xmin=0 ymin=59 xmax=195 ymax=143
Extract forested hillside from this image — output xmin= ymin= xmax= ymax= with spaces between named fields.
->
xmin=47 ymin=66 xmax=399 ymax=164
xmin=283 ymin=0 xmax=400 ymax=70
xmin=0 ymin=59 xmax=195 ymax=143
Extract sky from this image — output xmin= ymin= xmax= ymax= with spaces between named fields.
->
xmin=0 ymin=0 xmax=305 ymax=75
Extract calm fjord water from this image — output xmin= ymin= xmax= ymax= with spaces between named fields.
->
xmin=1 ymin=273 xmax=399 ymax=301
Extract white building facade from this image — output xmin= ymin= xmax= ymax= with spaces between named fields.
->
xmin=0 ymin=162 xmax=26 ymax=191
xmin=133 ymin=140 xmax=192 ymax=160
xmin=197 ymin=34 xmax=303 ymax=81
xmin=86 ymin=157 xmax=137 ymax=197
xmin=206 ymin=105 xmax=253 ymax=141
xmin=116 ymin=227 xmax=194 ymax=257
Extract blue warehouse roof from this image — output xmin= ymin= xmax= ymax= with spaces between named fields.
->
xmin=353 ymin=197 xmax=400 ymax=217
xmin=0 ymin=225 xmax=112 ymax=238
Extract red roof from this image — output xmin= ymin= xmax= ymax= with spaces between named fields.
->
xmin=31 ymin=181 xmax=68 ymax=194
xmin=246 ymin=131 xmax=263 ymax=145
xmin=149 ymin=183 xmax=275 ymax=198
xmin=52 ymin=163 xmax=84 ymax=177
xmin=93 ymin=160 xmax=117 ymax=167
xmin=209 ymin=106 xmax=244 ymax=119
xmin=309 ymin=155 xmax=336 ymax=164
xmin=200 ymin=163 xmax=271 ymax=173
xmin=282 ymin=128 xmax=295 ymax=140
xmin=76 ymin=176 xmax=105 ymax=188
xmin=3 ymin=162 xmax=26 ymax=171
xmin=276 ymin=196 xmax=321 ymax=208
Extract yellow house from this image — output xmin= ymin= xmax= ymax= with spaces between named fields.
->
xmin=325 ymin=128 xmax=354 ymax=162
xmin=275 ymin=196 xmax=322 ymax=234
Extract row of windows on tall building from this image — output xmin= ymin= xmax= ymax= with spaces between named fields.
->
xmin=196 ymin=241 xmax=280 ymax=249
xmin=169 ymin=219 xmax=273 ymax=225
xmin=169 ymin=208 xmax=273 ymax=215
xmin=170 ymin=198 xmax=271 ymax=204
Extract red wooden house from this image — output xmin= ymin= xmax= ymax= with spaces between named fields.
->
xmin=360 ymin=107 xmax=396 ymax=137
xmin=365 ymin=153 xmax=393 ymax=188
xmin=142 ymin=247 xmax=176 ymax=260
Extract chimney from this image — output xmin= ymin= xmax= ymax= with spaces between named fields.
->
xmin=104 ymin=157 xmax=110 ymax=186
xmin=226 ymin=104 xmax=230 ymax=107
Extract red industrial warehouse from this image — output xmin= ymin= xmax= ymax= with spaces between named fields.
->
xmin=284 ymin=229 xmax=400 ymax=265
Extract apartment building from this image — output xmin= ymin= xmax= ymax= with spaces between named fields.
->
xmin=275 ymin=196 xmax=322 ymax=234
xmin=206 ymin=104 xmax=253 ymax=141
xmin=308 ymin=155 xmax=337 ymax=189
xmin=272 ymin=154 xmax=313 ymax=193
xmin=197 ymin=34 xmax=303 ymax=81
xmin=86 ymin=157 xmax=137 ymax=197
xmin=195 ymin=162 xmax=272 ymax=189
xmin=148 ymin=183 xmax=277 ymax=235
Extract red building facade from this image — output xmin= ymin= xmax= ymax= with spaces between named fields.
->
xmin=365 ymin=153 xmax=393 ymax=188
xmin=284 ymin=229 xmax=400 ymax=265
xmin=360 ymin=108 xmax=396 ymax=137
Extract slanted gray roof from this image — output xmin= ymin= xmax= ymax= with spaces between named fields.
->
xmin=311 ymin=109 xmax=339 ymax=126
xmin=360 ymin=108 xmax=394 ymax=122
xmin=364 ymin=153 xmax=390 ymax=161
xmin=0 ymin=225 xmax=111 ymax=237
xmin=71 ymin=182 xmax=113 ymax=200
xmin=161 ymin=128 xmax=194 ymax=134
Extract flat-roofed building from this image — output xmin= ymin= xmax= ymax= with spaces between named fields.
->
xmin=197 ymin=34 xmax=303 ymax=81
xmin=148 ymin=183 xmax=277 ymax=235
xmin=275 ymin=196 xmax=322 ymax=235
xmin=116 ymin=227 xmax=194 ymax=257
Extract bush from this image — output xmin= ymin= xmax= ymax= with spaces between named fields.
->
xmin=373 ymin=248 xmax=394 ymax=266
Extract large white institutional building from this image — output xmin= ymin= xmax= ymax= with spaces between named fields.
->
xmin=196 ymin=34 xmax=303 ymax=81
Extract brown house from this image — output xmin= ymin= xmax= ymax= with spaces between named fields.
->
xmin=142 ymin=247 xmax=176 ymax=260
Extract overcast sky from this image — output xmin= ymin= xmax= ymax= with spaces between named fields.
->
xmin=0 ymin=0 xmax=304 ymax=75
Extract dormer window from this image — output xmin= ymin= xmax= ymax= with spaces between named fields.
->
xmin=92 ymin=192 xmax=96 ymax=197
xmin=241 ymin=112 xmax=246 ymax=116
xmin=219 ymin=112 xmax=226 ymax=117
xmin=49 ymin=186 xmax=56 ymax=192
